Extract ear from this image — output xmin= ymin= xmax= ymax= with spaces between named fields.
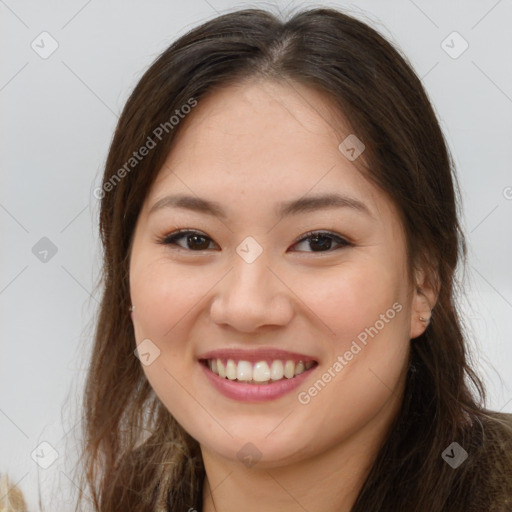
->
xmin=410 ymin=267 xmax=438 ymax=340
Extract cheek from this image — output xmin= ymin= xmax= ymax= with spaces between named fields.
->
xmin=295 ymin=256 xmax=405 ymax=345
xmin=130 ymin=258 xmax=211 ymax=429
xmin=296 ymin=255 xmax=411 ymax=412
xmin=130 ymin=258 xmax=211 ymax=339
xmin=291 ymin=269 xmax=410 ymax=454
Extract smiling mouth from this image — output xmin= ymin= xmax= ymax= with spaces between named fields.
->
xmin=200 ymin=358 xmax=317 ymax=385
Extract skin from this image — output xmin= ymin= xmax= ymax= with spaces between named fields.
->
xmin=129 ymin=79 xmax=436 ymax=512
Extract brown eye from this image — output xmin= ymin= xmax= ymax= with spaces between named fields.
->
xmin=160 ymin=230 xmax=218 ymax=251
xmin=291 ymin=231 xmax=351 ymax=252
xmin=158 ymin=229 xmax=351 ymax=254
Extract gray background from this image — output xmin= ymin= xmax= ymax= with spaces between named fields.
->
xmin=1 ymin=0 xmax=511 ymax=509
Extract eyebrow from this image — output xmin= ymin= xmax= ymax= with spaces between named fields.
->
xmin=148 ymin=192 xmax=374 ymax=220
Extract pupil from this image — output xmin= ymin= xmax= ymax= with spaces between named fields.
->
xmin=311 ymin=235 xmax=331 ymax=251
xmin=189 ymin=234 xmax=208 ymax=250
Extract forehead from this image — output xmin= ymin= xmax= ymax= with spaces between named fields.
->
xmin=165 ymin=79 xmax=347 ymax=166
xmin=143 ymin=79 xmax=398 ymax=229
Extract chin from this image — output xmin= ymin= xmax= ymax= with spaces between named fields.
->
xmin=197 ymin=425 xmax=317 ymax=468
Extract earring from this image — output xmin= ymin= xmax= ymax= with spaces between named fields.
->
xmin=129 ymin=305 xmax=135 ymax=312
xmin=419 ymin=309 xmax=432 ymax=323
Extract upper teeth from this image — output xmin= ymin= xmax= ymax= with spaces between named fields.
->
xmin=207 ymin=359 xmax=314 ymax=382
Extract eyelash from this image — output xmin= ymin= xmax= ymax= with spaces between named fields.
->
xmin=156 ymin=228 xmax=352 ymax=254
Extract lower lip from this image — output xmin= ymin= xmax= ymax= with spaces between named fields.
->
xmin=200 ymin=362 xmax=317 ymax=402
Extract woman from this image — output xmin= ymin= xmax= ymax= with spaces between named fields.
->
xmin=74 ymin=6 xmax=512 ymax=512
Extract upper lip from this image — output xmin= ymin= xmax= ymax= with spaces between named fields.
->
xmin=198 ymin=348 xmax=317 ymax=364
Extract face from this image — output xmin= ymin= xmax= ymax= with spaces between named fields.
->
xmin=129 ymin=79 xmax=426 ymax=469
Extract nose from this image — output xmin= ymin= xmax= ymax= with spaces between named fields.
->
xmin=209 ymin=251 xmax=295 ymax=333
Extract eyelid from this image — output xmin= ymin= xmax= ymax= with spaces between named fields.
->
xmin=292 ymin=229 xmax=351 ymax=246
xmin=157 ymin=228 xmax=352 ymax=253
xmin=158 ymin=228 xmax=219 ymax=251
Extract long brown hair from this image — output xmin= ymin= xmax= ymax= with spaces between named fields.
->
xmin=74 ymin=6 xmax=512 ymax=511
